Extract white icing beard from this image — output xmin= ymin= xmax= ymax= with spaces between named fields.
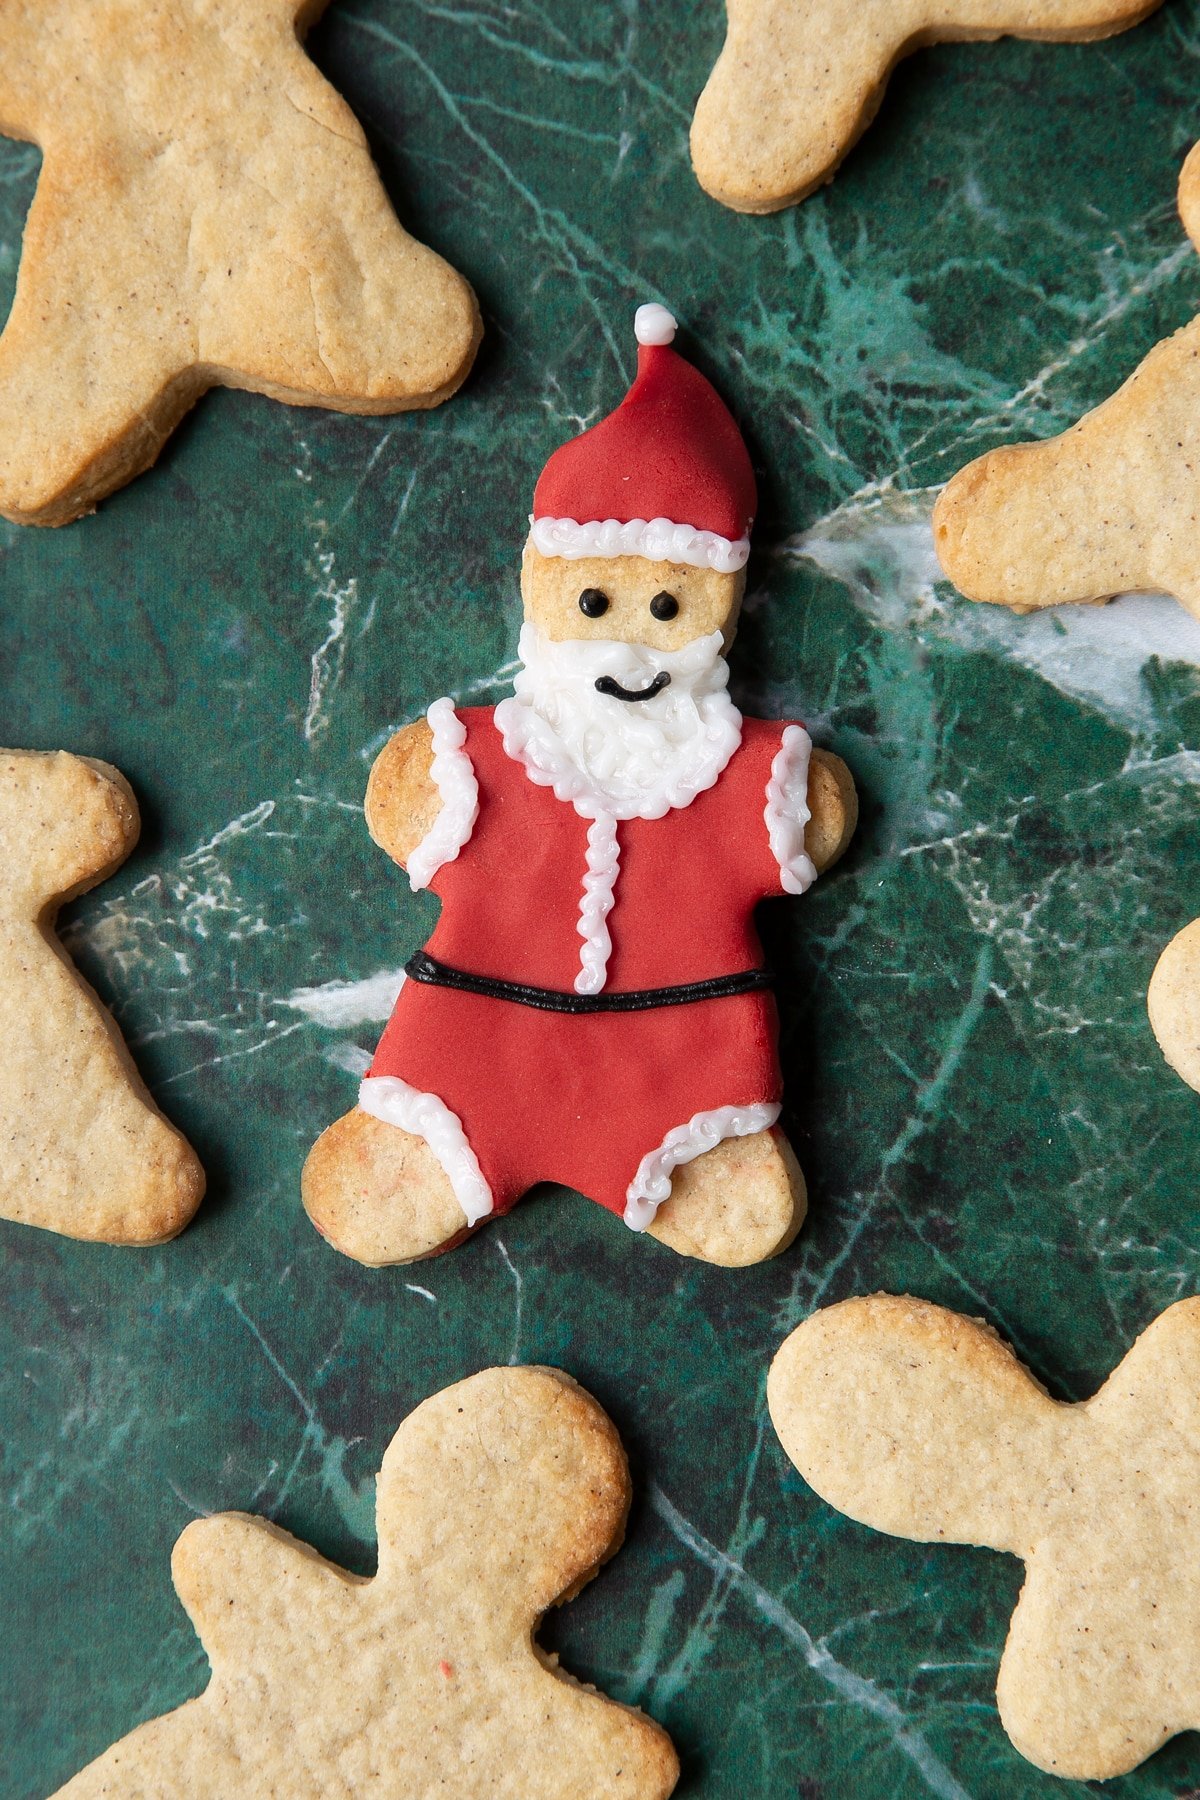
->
xmin=498 ymin=622 xmax=743 ymax=821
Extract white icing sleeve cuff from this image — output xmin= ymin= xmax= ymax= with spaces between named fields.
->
xmin=623 ymin=1101 xmax=782 ymax=1231
xmin=765 ymin=724 xmax=817 ymax=896
xmin=405 ymin=697 xmax=480 ymax=892
xmin=359 ymin=1076 xmax=494 ymax=1227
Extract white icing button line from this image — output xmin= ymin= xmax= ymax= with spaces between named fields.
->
xmin=575 ymin=811 xmax=619 ymax=995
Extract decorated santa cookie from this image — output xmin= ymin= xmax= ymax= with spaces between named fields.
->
xmin=303 ymin=305 xmax=857 ymax=1268
xmin=49 ymin=1366 xmax=678 ymax=1800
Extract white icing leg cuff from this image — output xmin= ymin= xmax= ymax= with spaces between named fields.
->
xmin=358 ymin=1075 xmax=494 ymax=1227
xmin=623 ymin=1101 xmax=782 ymax=1231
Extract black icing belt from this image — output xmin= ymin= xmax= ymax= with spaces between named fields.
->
xmin=404 ymin=950 xmax=774 ymax=1014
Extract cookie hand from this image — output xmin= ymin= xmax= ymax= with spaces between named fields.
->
xmin=804 ymin=748 xmax=857 ymax=875
xmin=365 ymin=720 xmax=442 ymax=869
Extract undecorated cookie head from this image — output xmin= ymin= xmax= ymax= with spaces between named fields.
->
xmin=769 ymin=1293 xmax=1200 ymax=1779
xmin=50 ymin=1366 xmax=679 ymax=1800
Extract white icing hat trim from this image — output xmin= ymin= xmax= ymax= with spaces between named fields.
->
xmin=405 ymin=698 xmax=480 ymax=892
xmin=528 ymin=515 xmax=750 ymax=574
xmin=359 ymin=1075 xmax=494 ymax=1227
xmin=634 ymin=302 xmax=677 ymax=346
xmin=765 ymin=724 xmax=817 ymax=896
xmin=624 ymin=1101 xmax=782 ymax=1230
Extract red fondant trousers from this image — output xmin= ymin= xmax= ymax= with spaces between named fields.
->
xmin=368 ymin=977 xmax=782 ymax=1220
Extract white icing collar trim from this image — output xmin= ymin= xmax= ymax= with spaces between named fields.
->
xmin=405 ymin=698 xmax=479 ymax=892
xmin=624 ymin=1102 xmax=782 ymax=1230
xmin=765 ymin=724 xmax=817 ymax=896
xmin=359 ymin=1075 xmax=493 ymax=1227
xmin=529 ymin=516 xmax=750 ymax=574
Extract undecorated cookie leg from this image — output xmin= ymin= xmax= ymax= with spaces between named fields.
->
xmin=302 ymin=1107 xmax=470 ymax=1265
xmin=646 ymin=1126 xmax=805 ymax=1265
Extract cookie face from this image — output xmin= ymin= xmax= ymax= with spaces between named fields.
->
xmin=0 ymin=0 xmax=481 ymax=526
xmin=935 ymin=138 xmax=1200 ymax=617
xmin=769 ymin=1294 xmax=1200 ymax=1779
xmin=1148 ymin=917 xmax=1200 ymax=1094
xmin=691 ymin=0 xmax=1163 ymax=213
xmin=50 ymin=1366 xmax=679 ymax=1800
xmin=0 ymin=750 xmax=204 ymax=1243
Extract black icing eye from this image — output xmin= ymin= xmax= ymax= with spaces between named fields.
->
xmin=650 ymin=590 xmax=679 ymax=621
xmin=578 ymin=588 xmax=609 ymax=618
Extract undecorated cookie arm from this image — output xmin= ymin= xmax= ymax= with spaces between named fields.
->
xmin=691 ymin=0 xmax=914 ymax=213
xmin=934 ymin=143 xmax=1200 ymax=621
xmin=691 ymin=0 xmax=1162 ymax=214
xmin=1147 ymin=918 xmax=1200 ymax=1095
xmin=768 ymin=1295 xmax=1061 ymax=1555
xmin=171 ymin=1513 xmax=357 ymax=1663
xmin=364 ymin=720 xmax=440 ymax=868
xmin=805 ymin=749 xmax=857 ymax=875
xmin=0 ymin=751 xmax=139 ymax=917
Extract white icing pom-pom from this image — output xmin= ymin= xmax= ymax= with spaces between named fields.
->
xmin=634 ymin=303 xmax=676 ymax=346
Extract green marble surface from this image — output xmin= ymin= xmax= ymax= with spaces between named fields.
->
xmin=3 ymin=3 xmax=1200 ymax=1796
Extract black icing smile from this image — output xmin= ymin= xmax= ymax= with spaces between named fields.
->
xmin=594 ymin=672 xmax=672 ymax=703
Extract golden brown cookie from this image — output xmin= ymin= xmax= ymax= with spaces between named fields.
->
xmin=692 ymin=0 xmax=1162 ymax=213
xmin=0 ymin=749 xmax=204 ymax=1243
xmin=0 ymin=0 xmax=481 ymax=526
xmin=50 ymin=1366 xmax=679 ymax=1800
xmin=936 ymin=139 xmax=1200 ymax=618
xmin=769 ymin=1293 xmax=1200 ymax=1779
xmin=1148 ymin=917 xmax=1200 ymax=1094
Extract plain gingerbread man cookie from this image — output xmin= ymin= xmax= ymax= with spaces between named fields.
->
xmin=49 ymin=1366 xmax=678 ymax=1800
xmin=1148 ymin=917 xmax=1200 ymax=1095
xmin=0 ymin=749 xmax=204 ymax=1242
xmin=0 ymin=0 xmax=481 ymax=526
xmin=936 ymin=139 xmax=1200 ymax=618
xmin=691 ymin=0 xmax=1162 ymax=213
xmin=769 ymin=1293 xmax=1200 ymax=1780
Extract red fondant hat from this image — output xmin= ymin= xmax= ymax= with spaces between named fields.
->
xmin=530 ymin=304 xmax=756 ymax=573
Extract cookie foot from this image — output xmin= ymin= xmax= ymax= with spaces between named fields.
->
xmin=645 ymin=1126 xmax=806 ymax=1266
xmin=302 ymin=1108 xmax=470 ymax=1266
